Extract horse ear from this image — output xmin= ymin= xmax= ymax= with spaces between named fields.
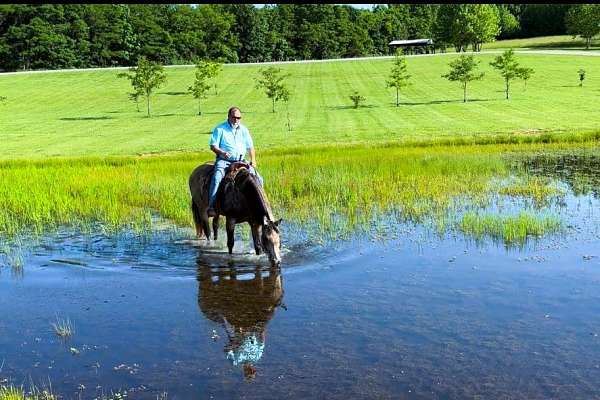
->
xmin=274 ymin=218 xmax=282 ymax=227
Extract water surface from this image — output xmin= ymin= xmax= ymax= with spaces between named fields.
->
xmin=1 ymin=153 xmax=600 ymax=399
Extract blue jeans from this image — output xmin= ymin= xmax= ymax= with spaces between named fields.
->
xmin=208 ymin=159 xmax=264 ymax=208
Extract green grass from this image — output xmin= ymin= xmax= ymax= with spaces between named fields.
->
xmin=51 ymin=316 xmax=74 ymax=338
xmin=484 ymin=35 xmax=600 ymax=50
xmin=0 ymin=142 xmax=585 ymax=244
xmin=0 ymin=52 xmax=599 ymax=159
xmin=460 ymin=211 xmax=562 ymax=245
xmin=0 ymin=385 xmax=56 ymax=400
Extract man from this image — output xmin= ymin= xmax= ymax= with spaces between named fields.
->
xmin=207 ymin=106 xmax=262 ymax=217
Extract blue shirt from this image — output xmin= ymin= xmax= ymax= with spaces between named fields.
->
xmin=209 ymin=120 xmax=254 ymax=162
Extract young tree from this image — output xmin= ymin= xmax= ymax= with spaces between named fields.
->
xmin=349 ymin=91 xmax=366 ymax=109
xmin=282 ymin=89 xmax=292 ymax=132
xmin=255 ymin=66 xmax=290 ymax=113
xmin=442 ymin=54 xmax=484 ymax=103
xmin=489 ymin=49 xmax=521 ymax=99
xmin=205 ymin=60 xmax=223 ymax=95
xmin=188 ymin=60 xmax=213 ymax=115
xmin=565 ymin=4 xmax=600 ymax=50
xmin=386 ymin=51 xmax=411 ymax=107
xmin=578 ymin=69 xmax=586 ymax=87
xmin=118 ymin=56 xmax=166 ymax=117
xmin=516 ymin=66 xmax=534 ymax=90
xmin=128 ymin=90 xmax=143 ymax=112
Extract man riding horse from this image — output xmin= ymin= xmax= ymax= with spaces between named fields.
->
xmin=189 ymin=107 xmax=281 ymax=266
xmin=207 ymin=106 xmax=263 ymax=218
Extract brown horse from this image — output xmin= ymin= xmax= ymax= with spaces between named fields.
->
xmin=189 ymin=162 xmax=282 ymax=266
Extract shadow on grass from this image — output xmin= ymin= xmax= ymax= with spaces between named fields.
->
xmin=558 ymin=85 xmax=583 ymax=88
xmin=160 ymin=91 xmax=188 ymax=96
xmin=526 ymin=42 xmax=600 ymax=50
xmin=328 ymin=105 xmax=378 ymax=110
xmin=136 ymin=113 xmax=188 ymax=118
xmin=60 ymin=116 xmax=113 ymax=121
xmin=398 ymin=98 xmax=494 ymax=106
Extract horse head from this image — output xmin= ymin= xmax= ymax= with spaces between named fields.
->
xmin=261 ymin=216 xmax=282 ymax=267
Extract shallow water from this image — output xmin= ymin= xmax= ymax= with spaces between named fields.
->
xmin=1 ymin=154 xmax=600 ymax=399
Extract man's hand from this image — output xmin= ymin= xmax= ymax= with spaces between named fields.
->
xmin=222 ymin=151 xmax=230 ymax=159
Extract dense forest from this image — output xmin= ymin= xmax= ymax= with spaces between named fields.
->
xmin=0 ymin=4 xmax=579 ymax=71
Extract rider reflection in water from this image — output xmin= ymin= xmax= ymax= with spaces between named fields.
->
xmin=197 ymin=262 xmax=285 ymax=381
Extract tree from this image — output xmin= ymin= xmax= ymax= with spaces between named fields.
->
xmin=118 ymin=56 xmax=166 ymax=116
xmin=203 ymin=60 xmax=222 ymax=95
xmin=255 ymin=66 xmax=290 ymax=113
xmin=497 ymin=5 xmax=519 ymax=39
xmin=516 ymin=66 xmax=534 ymax=90
xmin=565 ymin=4 xmax=600 ymax=50
xmin=469 ymin=4 xmax=501 ymax=52
xmin=434 ymin=4 xmax=473 ymax=52
xmin=349 ymin=91 xmax=366 ymax=108
xmin=442 ymin=54 xmax=484 ymax=103
xmin=578 ymin=69 xmax=586 ymax=87
xmin=188 ymin=60 xmax=212 ymax=115
xmin=128 ymin=90 xmax=143 ymax=112
xmin=489 ymin=49 xmax=521 ymax=99
xmin=386 ymin=51 xmax=411 ymax=106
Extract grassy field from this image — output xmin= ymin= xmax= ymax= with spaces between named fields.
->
xmin=0 ymin=52 xmax=599 ymax=159
xmin=484 ymin=35 xmax=600 ymax=50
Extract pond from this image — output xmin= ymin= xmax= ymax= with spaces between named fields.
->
xmin=1 ymin=152 xmax=600 ymax=399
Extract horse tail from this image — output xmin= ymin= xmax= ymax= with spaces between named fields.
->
xmin=191 ymin=200 xmax=202 ymax=227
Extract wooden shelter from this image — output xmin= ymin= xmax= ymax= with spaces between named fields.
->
xmin=389 ymin=39 xmax=436 ymax=55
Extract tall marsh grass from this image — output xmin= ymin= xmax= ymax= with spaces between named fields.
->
xmin=0 ymin=143 xmax=581 ymax=244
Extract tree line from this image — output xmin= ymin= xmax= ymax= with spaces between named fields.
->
xmin=0 ymin=4 xmax=597 ymax=72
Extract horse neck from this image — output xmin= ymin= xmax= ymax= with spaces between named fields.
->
xmin=237 ymin=171 xmax=274 ymax=222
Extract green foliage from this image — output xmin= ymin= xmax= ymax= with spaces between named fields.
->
xmin=565 ymin=4 xmax=600 ymax=49
xmin=469 ymin=4 xmax=501 ymax=51
xmin=188 ymin=60 xmax=220 ymax=115
xmin=516 ymin=66 xmax=534 ymax=89
xmin=578 ymin=68 xmax=586 ymax=86
xmin=117 ymin=56 xmax=166 ymax=116
xmin=442 ymin=54 xmax=484 ymax=102
xmin=497 ymin=5 xmax=520 ymax=39
xmin=489 ymin=49 xmax=524 ymax=99
xmin=349 ymin=91 xmax=366 ymax=109
xmin=255 ymin=66 xmax=290 ymax=113
xmin=386 ymin=52 xmax=411 ymax=106
xmin=435 ymin=4 xmax=500 ymax=52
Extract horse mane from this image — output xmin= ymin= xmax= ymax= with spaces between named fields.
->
xmin=236 ymin=168 xmax=275 ymax=223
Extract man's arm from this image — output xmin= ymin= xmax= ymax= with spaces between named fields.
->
xmin=249 ymin=147 xmax=256 ymax=167
xmin=209 ymin=127 xmax=230 ymax=159
xmin=210 ymin=144 xmax=230 ymax=160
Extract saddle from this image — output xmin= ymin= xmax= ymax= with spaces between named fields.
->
xmin=223 ymin=161 xmax=251 ymax=183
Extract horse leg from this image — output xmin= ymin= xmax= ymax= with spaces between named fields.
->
xmin=213 ymin=215 xmax=220 ymax=240
xmin=251 ymin=223 xmax=263 ymax=255
xmin=226 ymin=217 xmax=236 ymax=255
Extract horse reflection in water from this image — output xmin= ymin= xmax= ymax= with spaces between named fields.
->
xmin=197 ymin=259 xmax=285 ymax=381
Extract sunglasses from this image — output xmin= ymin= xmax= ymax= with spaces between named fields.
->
xmin=231 ymin=116 xmax=242 ymax=120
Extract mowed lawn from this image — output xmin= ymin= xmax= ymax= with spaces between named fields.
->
xmin=0 ymin=52 xmax=599 ymax=159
